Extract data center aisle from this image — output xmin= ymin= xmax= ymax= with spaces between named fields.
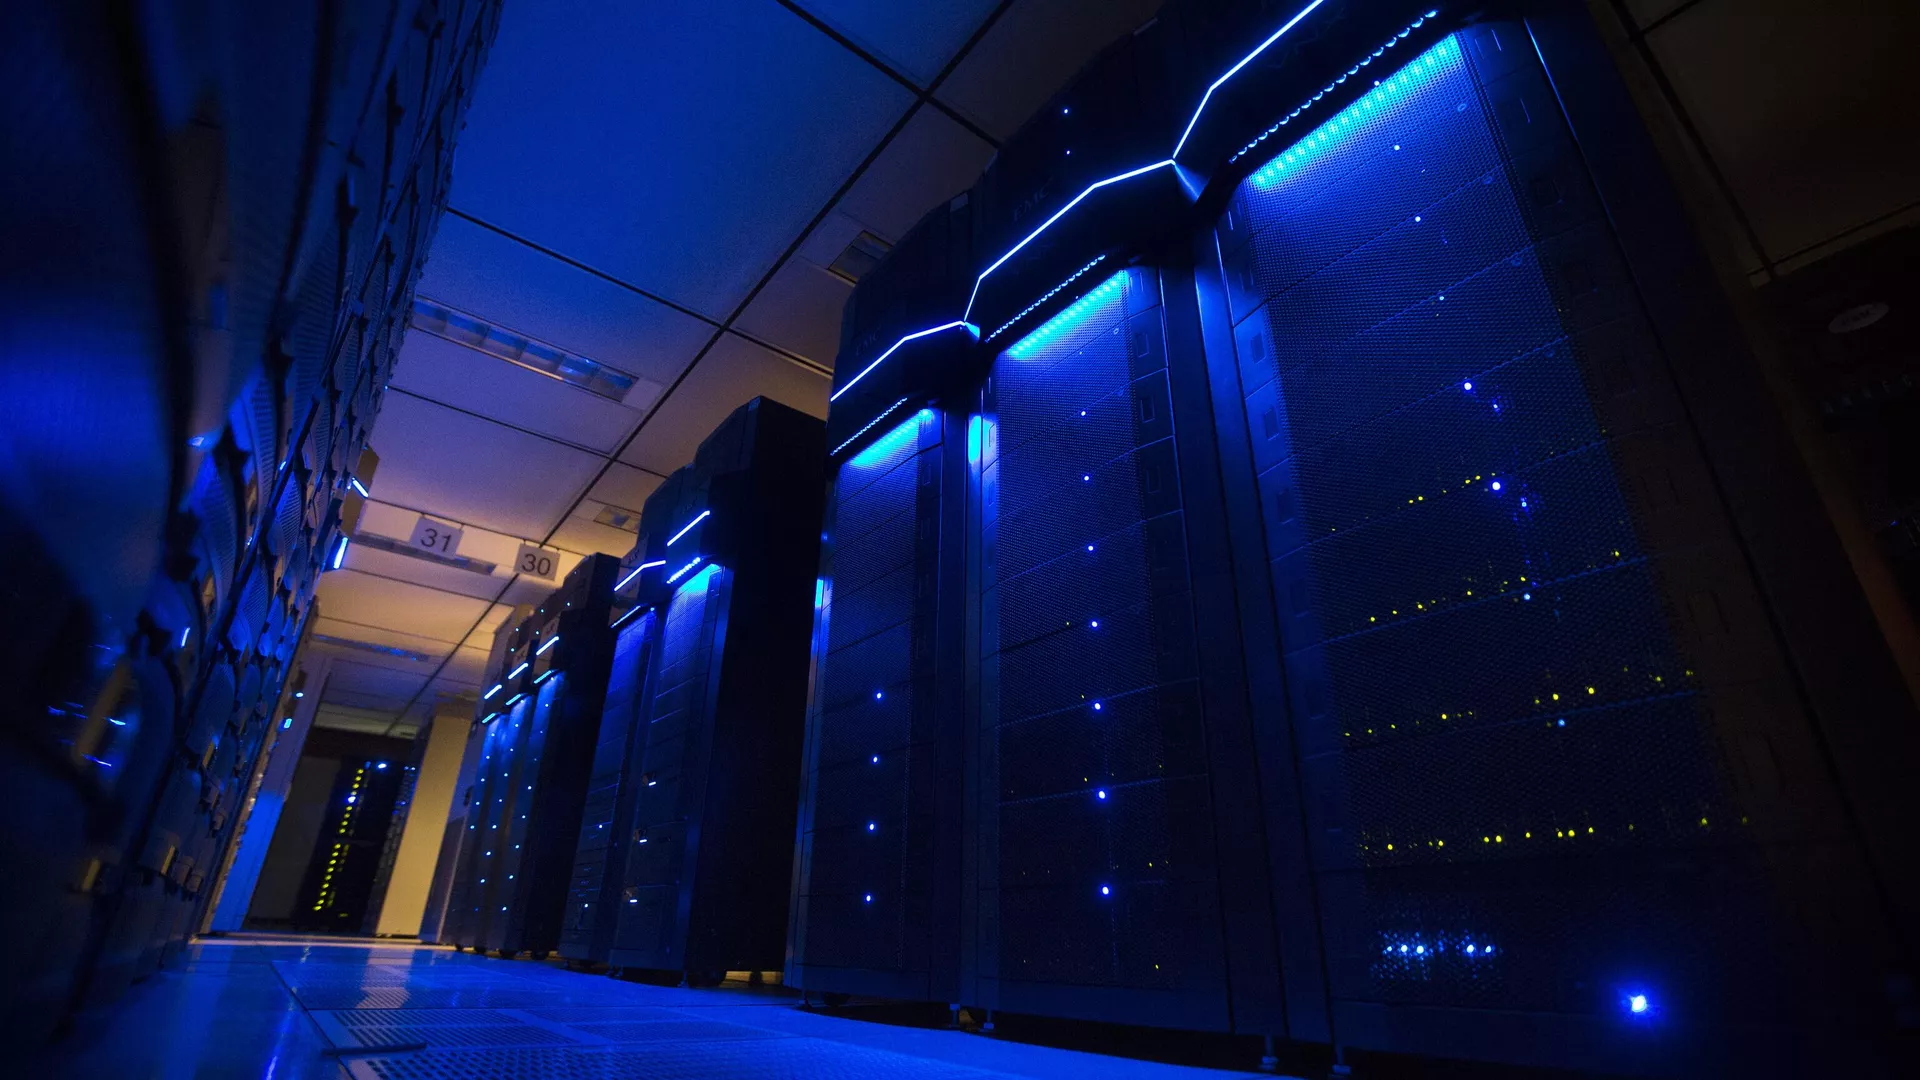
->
xmin=32 ymin=935 xmax=1270 ymax=1079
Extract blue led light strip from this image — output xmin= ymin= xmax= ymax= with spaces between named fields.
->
xmin=331 ymin=536 xmax=349 ymax=570
xmin=830 ymin=321 xmax=978 ymax=403
xmin=1171 ymin=0 xmax=1330 ymax=160
xmin=349 ymin=477 xmax=370 ymax=498
xmin=617 ymin=559 xmax=665 ymax=591
xmin=508 ymin=661 xmax=529 ymax=679
xmin=612 ymin=604 xmax=649 ymax=630
xmin=483 ymin=683 xmax=502 ymax=700
xmin=666 ymin=556 xmax=704 ymax=584
xmin=534 ymin=669 xmax=554 ymax=685
xmin=831 ymin=397 xmax=911 ymax=457
xmin=962 ymin=161 xmax=1173 ymax=322
xmin=985 ymin=254 xmax=1109 ymax=343
xmin=1231 ymin=12 xmax=1446 ymax=167
xmin=536 ymin=635 xmax=559 ymax=655
xmin=666 ymin=509 xmax=709 ymax=546
xmin=504 ymin=693 xmax=526 ymax=707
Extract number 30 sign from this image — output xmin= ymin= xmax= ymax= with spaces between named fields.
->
xmin=515 ymin=543 xmax=559 ymax=581
xmin=409 ymin=517 xmax=463 ymax=556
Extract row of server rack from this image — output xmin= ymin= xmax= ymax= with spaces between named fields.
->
xmin=781 ymin=2 xmax=1920 ymax=1077
xmin=395 ymin=2 xmax=1916 ymax=1077
xmin=0 ymin=0 xmax=501 ymax=1048
xmin=434 ymin=397 xmax=825 ymax=983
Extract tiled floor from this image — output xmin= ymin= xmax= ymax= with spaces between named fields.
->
xmin=34 ymin=935 xmax=1270 ymax=1079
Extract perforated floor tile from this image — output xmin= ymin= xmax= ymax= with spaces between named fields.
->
xmin=344 ymin=1037 xmax=1020 ymax=1080
xmin=563 ymin=1019 xmax=785 ymax=1043
xmin=291 ymin=987 xmax=580 ymax=1010
xmin=327 ymin=1008 xmax=523 ymax=1027
xmin=516 ymin=1006 xmax=690 ymax=1022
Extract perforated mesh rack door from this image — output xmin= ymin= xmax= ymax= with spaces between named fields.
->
xmin=978 ymin=268 xmax=1229 ymax=1027
xmin=1212 ymin=26 xmax=1886 ymax=1055
xmin=793 ymin=411 xmax=944 ymax=995
xmin=611 ymin=567 xmax=722 ymax=970
xmin=489 ymin=676 xmax=564 ymax=952
xmin=561 ymin=611 xmax=658 ymax=963
xmin=456 ymin=695 xmax=530 ymax=949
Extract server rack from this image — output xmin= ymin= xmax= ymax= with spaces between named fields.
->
xmin=1 ymin=0 xmax=500 ymax=1046
xmin=292 ymin=757 xmax=406 ymax=932
xmin=795 ymin=0 xmax=1920 ymax=1073
xmin=558 ymin=605 xmax=659 ymax=965
xmin=449 ymin=558 xmax=619 ymax=958
xmin=587 ymin=398 xmax=825 ymax=981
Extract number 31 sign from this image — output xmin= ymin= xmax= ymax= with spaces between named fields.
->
xmin=409 ymin=517 xmax=463 ymax=556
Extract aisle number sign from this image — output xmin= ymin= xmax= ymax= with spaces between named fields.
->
xmin=410 ymin=517 xmax=463 ymax=556
xmin=515 ymin=543 xmax=559 ymax=580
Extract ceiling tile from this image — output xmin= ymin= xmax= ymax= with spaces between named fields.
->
xmin=415 ymin=214 xmax=710 ymax=392
xmin=1649 ymin=0 xmax=1920 ymax=262
xmin=589 ymin=462 xmax=666 ymax=511
xmin=334 ymin=549 xmax=504 ymax=605
xmin=315 ymin=566 xmax=493 ymax=643
xmin=617 ymin=332 xmax=830 ymax=475
xmin=793 ymin=0 xmax=1004 ymax=86
xmin=363 ymin=392 xmax=604 ymax=539
xmin=836 ymin=106 xmax=996 ymax=243
xmin=312 ymin=616 xmax=462 ymax=654
xmin=935 ymin=0 xmax=1163 ymax=141
xmin=449 ymin=0 xmax=914 ymax=320
xmin=389 ymin=333 xmax=643 ymax=455
xmin=732 ymin=258 xmax=853 ymax=368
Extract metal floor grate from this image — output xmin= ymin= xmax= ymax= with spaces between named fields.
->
xmin=346 ymin=1038 xmax=1018 ymax=1080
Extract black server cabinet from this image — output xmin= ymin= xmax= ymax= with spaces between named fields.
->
xmin=559 ymin=606 xmax=658 ymax=965
xmin=291 ymin=758 xmax=406 ymax=932
xmin=789 ymin=197 xmax=977 ymax=1005
xmin=449 ymin=555 xmax=618 ymax=957
xmin=599 ymin=398 xmax=825 ymax=979
xmin=1195 ymin=16 xmax=1916 ymax=1075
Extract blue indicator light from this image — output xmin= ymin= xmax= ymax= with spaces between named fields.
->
xmin=509 ymin=661 xmax=530 ymax=679
xmin=1464 ymin=944 xmax=1475 ymax=954
xmin=536 ymin=635 xmax=560 ymax=655
xmin=179 ymin=626 xmax=191 ymax=648
xmin=815 ymin=579 xmax=827 ymax=609
xmin=1092 ymin=702 xmax=1103 ymax=712
xmin=1556 ymin=718 xmax=1567 ymax=727
xmin=375 ymin=762 xmax=388 ymax=770
xmin=1628 ymin=994 xmax=1649 ymax=1015
xmin=293 ymin=691 xmax=304 ymax=698
xmin=667 ymin=509 xmax=710 ymax=546
xmin=534 ymin=669 xmax=554 ymax=685
xmin=831 ymin=322 xmax=979 ymax=403
xmin=1523 ymin=593 xmax=1532 ymax=601
xmin=864 ymin=894 xmax=873 ymax=903
xmin=1100 ymin=885 xmax=1111 ymax=896
xmin=874 ymin=691 xmax=884 ymax=701
xmin=867 ymin=822 xmax=877 ymax=832
xmin=108 ymin=717 xmax=126 ymax=727
xmin=331 ymin=536 xmax=349 ymax=570
xmin=1462 ymin=381 xmax=1472 ymax=391
xmin=1491 ymin=481 xmax=1502 ymax=491
xmin=1096 ymin=789 xmax=1107 ymax=800
xmin=967 ymin=414 xmax=983 ymax=465
xmin=666 ymin=556 xmax=704 ymax=584
xmin=871 ymin=755 xmax=880 ymax=764
xmin=1089 ymin=620 xmax=1099 ymax=628
xmin=283 ymin=717 xmax=293 ymax=729
xmin=349 ymin=477 xmax=370 ymax=498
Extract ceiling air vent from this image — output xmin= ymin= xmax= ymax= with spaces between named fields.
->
xmin=411 ymin=297 xmax=640 ymax=403
xmin=310 ymin=634 xmax=435 ymax=664
xmin=827 ymin=231 xmax=892 ymax=285
xmin=593 ymin=504 xmax=642 ymax=533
